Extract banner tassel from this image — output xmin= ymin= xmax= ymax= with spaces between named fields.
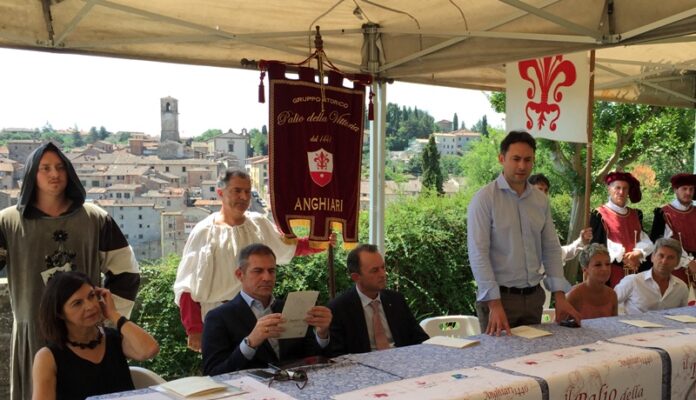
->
xmin=258 ymin=70 xmax=266 ymax=103
xmin=368 ymin=88 xmax=374 ymax=121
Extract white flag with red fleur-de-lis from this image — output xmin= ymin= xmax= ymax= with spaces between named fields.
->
xmin=506 ymin=52 xmax=589 ymax=143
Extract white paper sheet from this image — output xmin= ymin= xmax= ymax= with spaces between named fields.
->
xmin=510 ymin=325 xmax=552 ymax=339
xmin=279 ymin=291 xmax=319 ymax=339
xmin=664 ymin=314 xmax=696 ymax=323
xmin=222 ymin=377 xmax=297 ymax=400
xmin=157 ymin=376 xmax=228 ymax=397
xmin=423 ymin=336 xmax=479 ymax=348
xmin=619 ymin=319 xmax=664 ymax=328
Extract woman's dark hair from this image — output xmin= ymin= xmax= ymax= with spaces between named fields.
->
xmin=39 ymin=271 xmax=95 ymax=348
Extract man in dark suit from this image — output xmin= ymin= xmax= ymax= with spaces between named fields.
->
xmin=329 ymin=244 xmax=429 ymax=355
xmin=202 ymin=243 xmax=332 ymax=375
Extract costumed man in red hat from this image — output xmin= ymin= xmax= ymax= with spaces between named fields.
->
xmin=590 ymin=171 xmax=654 ymax=287
xmin=650 ymin=173 xmax=696 ymax=288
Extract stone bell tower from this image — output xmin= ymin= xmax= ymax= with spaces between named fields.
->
xmin=160 ymin=96 xmax=180 ymax=142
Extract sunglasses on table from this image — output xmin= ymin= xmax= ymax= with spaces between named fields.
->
xmin=266 ymin=364 xmax=308 ymax=390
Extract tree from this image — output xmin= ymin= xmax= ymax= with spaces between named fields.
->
xmin=249 ymin=128 xmax=267 ymax=156
xmin=41 ymin=122 xmax=55 ymax=134
xmin=421 ymin=136 xmax=444 ymax=194
xmin=71 ymin=131 xmax=84 ymax=147
xmin=440 ymin=154 xmax=463 ymax=177
xmin=472 ymin=115 xmax=489 ymax=136
xmin=87 ymin=126 xmax=100 ymax=143
xmin=452 ymin=113 xmax=459 ymax=132
xmin=460 ymin=129 xmax=504 ymax=189
xmin=193 ymin=129 xmax=222 ymax=142
xmin=115 ymin=131 xmax=131 ymax=143
xmin=385 ymin=103 xmax=436 ymax=151
xmin=98 ymin=126 xmax=110 ymax=140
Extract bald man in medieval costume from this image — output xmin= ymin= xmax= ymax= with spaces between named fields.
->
xmin=650 ymin=173 xmax=696 ymax=288
xmin=590 ymin=171 xmax=654 ymax=287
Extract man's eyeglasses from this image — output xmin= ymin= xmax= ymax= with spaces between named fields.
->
xmin=268 ymin=368 xmax=308 ymax=390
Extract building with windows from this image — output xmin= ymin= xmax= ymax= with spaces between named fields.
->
xmin=97 ymin=201 xmax=162 ymax=260
xmin=161 ymin=207 xmax=211 ymax=257
xmin=432 ymin=129 xmax=481 ymax=156
xmin=207 ymin=129 xmax=248 ymax=166
xmin=246 ymin=155 xmax=269 ymax=198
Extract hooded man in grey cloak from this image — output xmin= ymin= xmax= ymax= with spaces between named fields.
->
xmin=0 ymin=142 xmax=140 ymax=400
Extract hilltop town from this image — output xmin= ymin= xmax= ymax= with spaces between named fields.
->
xmin=0 ymin=97 xmax=481 ymax=261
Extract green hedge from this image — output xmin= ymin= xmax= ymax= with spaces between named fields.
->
xmin=129 ymin=255 xmax=202 ymax=379
xmin=383 ymin=193 xmax=476 ymax=320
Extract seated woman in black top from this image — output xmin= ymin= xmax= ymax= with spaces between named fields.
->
xmin=32 ymin=271 xmax=159 ymax=400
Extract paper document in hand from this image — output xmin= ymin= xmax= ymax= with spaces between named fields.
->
xmin=423 ymin=336 xmax=479 ymax=348
xmin=664 ymin=314 xmax=696 ymax=323
xmin=279 ymin=291 xmax=319 ymax=339
xmin=510 ymin=326 xmax=552 ymax=339
xmin=619 ymin=319 xmax=664 ymax=328
xmin=156 ymin=376 xmax=242 ymax=398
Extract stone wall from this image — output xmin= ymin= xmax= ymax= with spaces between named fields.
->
xmin=0 ymin=278 xmax=11 ymax=399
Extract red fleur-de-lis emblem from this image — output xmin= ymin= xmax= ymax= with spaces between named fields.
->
xmin=314 ymin=151 xmax=330 ymax=170
xmin=518 ymin=55 xmax=576 ymax=132
xmin=307 ymin=148 xmax=334 ymax=187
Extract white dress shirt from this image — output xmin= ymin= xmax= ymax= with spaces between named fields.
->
xmin=614 ymin=270 xmax=689 ymax=314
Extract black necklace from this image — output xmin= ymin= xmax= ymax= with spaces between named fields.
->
xmin=67 ymin=329 xmax=103 ymax=350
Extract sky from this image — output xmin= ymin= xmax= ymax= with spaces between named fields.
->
xmin=0 ymin=48 xmax=503 ymax=138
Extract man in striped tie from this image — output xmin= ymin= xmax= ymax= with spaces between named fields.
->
xmin=328 ymin=244 xmax=429 ymax=356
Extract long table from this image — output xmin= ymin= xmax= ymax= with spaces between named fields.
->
xmin=91 ymin=306 xmax=696 ymax=400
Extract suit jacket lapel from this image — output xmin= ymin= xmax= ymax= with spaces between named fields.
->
xmin=381 ymin=291 xmax=401 ymax=346
xmin=349 ymin=287 xmax=371 ymax=353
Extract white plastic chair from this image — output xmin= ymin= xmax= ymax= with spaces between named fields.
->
xmin=419 ymin=315 xmax=481 ymax=337
xmin=541 ymin=308 xmax=555 ymax=324
xmin=129 ymin=366 xmax=166 ymax=389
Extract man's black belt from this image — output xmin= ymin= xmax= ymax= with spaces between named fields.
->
xmin=499 ymin=284 xmax=539 ymax=295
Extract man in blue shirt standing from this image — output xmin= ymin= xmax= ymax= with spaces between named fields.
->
xmin=467 ymin=131 xmax=581 ymax=336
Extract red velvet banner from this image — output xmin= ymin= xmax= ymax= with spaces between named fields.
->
xmin=267 ymin=61 xmax=365 ymax=246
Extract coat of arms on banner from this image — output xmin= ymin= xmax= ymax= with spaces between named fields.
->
xmin=518 ymin=55 xmax=576 ymax=132
xmin=506 ymin=52 xmax=589 ymax=143
xmin=307 ymin=148 xmax=333 ymax=187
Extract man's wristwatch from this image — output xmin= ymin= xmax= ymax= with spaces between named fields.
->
xmin=243 ymin=336 xmax=256 ymax=349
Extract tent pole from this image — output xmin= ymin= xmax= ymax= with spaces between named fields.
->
xmin=584 ymin=49 xmax=595 ymax=228
xmin=365 ymin=23 xmax=386 ymax=251
xmin=369 ymin=82 xmax=387 ymax=251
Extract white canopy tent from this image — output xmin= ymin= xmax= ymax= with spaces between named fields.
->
xmin=1 ymin=0 xmax=695 ymax=248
